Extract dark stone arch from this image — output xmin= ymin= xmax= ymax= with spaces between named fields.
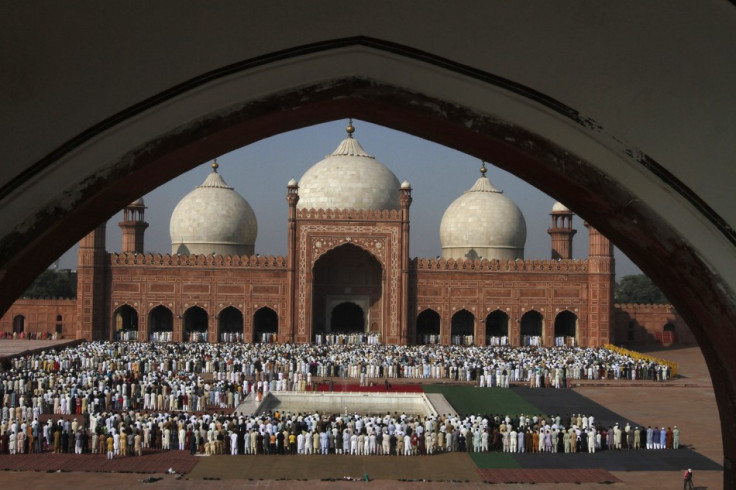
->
xmin=0 ymin=42 xmax=733 ymax=485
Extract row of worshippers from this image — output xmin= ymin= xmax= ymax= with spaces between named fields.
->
xmin=0 ymin=341 xmax=672 ymax=419
xmin=0 ymin=409 xmax=681 ymax=457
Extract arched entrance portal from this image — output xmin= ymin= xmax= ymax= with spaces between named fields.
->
xmin=486 ymin=310 xmax=509 ymax=345
xmin=520 ymin=311 xmax=543 ymax=346
xmin=253 ymin=307 xmax=278 ymax=343
xmin=554 ymin=311 xmax=578 ymax=347
xmin=184 ymin=306 xmax=208 ymax=342
xmin=218 ymin=306 xmax=243 ymax=342
xmin=312 ymin=244 xmax=382 ymax=345
xmin=148 ymin=305 xmax=173 ymax=342
xmin=451 ymin=309 xmax=475 ymax=346
xmin=12 ymin=315 xmax=24 ymax=335
xmin=113 ymin=305 xmax=139 ymax=341
xmin=416 ymin=309 xmax=440 ymax=345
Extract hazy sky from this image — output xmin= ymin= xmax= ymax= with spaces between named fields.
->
xmin=55 ymin=119 xmax=642 ymax=277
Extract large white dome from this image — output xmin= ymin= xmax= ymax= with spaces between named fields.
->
xmin=440 ymin=169 xmax=526 ymax=261
xmin=296 ymin=126 xmax=400 ymax=211
xmin=170 ymin=163 xmax=257 ymax=256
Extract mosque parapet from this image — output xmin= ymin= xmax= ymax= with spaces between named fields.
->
xmin=296 ymin=208 xmax=402 ymax=221
xmin=109 ymin=252 xmax=287 ymax=268
xmin=411 ymin=257 xmax=588 ymax=272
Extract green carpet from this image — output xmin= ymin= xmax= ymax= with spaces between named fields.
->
xmin=468 ymin=451 xmax=521 ymax=469
xmin=423 ymin=385 xmax=539 ymax=417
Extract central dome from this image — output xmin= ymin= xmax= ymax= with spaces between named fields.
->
xmin=296 ymin=125 xmax=400 ymax=211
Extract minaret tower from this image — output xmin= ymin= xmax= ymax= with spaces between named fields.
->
xmin=119 ymin=198 xmax=148 ymax=254
xmin=76 ymin=223 xmax=108 ymax=340
xmin=585 ymin=221 xmax=615 ymax=346
xmin=547 ymin=202 xmax=576 ymax=260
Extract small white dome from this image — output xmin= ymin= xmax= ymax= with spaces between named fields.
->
xmin=170 ymin=163 xmax=257 ymax=256
xmin=552 ymin=201 xmax=570 ymax=213
xmin=287 ymin=178 xmax=298 ymax=187
xmin=296 ymin=128 xmax=400 ymax=211
xmin=401 ymin=180 xmax=411 ymax=189
xmin=440 ymin=173 xmax=526 ymax=260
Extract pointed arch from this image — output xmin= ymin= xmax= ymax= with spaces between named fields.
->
xmin=520 ymin=310 xmax=544 ymax=346
xmin=451 ymin=309 xmax=475 ymax=346
xmin=218 ymin=306 xmax=243 ymax=342
xmin=253 ymin=307 xmax=278 ymax=343
xmin=12 ymin=315 xmax=24 ymax=335
xmin=148 ymin=305 xmax=174 ymax=342
xmin=416 ymin=308 xmax=441 ymax=345
xmin=554 ymin=310 xmax=578 ymax=347
xmin=113 ymin=304 xmax=139 ymax=341
xmin=183 ymin=305 xmax=208 ymax=342
xmin=486 ymin=310 xmax=509 ymax=345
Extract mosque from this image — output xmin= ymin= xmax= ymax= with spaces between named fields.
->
xmin=1 ymin=124 xmax=691 ymax=347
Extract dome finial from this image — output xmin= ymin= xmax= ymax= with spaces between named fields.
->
xmin=480 ymin=161 xmax=487 ymax=176
xmin=211 ymin=159 xmax=219 ymax=172
xmin=346 ymin=118 xmax=355 ymax=138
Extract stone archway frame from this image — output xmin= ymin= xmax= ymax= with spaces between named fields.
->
xmin=0 ymin=37 xmax=734 ymax=482
xmin=305 ymin=231 xmax=394 ymax=339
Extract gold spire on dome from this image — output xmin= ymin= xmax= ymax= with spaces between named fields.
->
xmin=211 ymin=159 xmax=219 ymax=172
xmin=346 ymin=118 xmax=355 ymax=138
xmin=480 ymin=161 xmax=487 ymax=176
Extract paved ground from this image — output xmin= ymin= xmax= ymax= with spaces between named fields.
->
xmin=0 ymin=341 xmax=724 ymax=488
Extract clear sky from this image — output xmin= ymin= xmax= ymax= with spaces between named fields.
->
xmin=54 ymin=119 xmax=642 ymax=277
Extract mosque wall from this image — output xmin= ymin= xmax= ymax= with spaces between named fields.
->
xmin=0 ymin=298 xmax=77 ymax=338
xmin=413 ymin=257 xmax=594 ymax=346
xmin=107 ymin=252 xmax=288 ymax=342
xmin=612 ymin=304 xmax=695 ymax=346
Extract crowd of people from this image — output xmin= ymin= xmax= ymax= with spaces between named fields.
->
xmin=0 ymin=408 xmax=681 ymax=458
xmin=0 ymin=340 xmax=679 ymax=458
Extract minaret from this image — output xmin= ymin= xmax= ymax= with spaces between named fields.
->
xmin=285 ymin=177 xmax=299 ymax=342
xmin=76 ymin=223 xmax=108 ymax=340
xmin=119 ymin=198 xmax=148 ymax=254
xmin=399 ymin=179 xmax=412 ymax=344
xmin=585 ymin=222 xmax=615 ymax=347
xmin=547 ymin=202 xmax=576 ymax=260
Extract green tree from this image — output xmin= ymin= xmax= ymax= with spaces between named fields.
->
xmin=614 ymin=274 xmax=667 ymax=304
xmin=22 ymin=268 xmax=77 ymax=298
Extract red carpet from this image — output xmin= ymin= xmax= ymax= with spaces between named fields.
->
xmin=312 ymin=382 xmax=424 ymax=393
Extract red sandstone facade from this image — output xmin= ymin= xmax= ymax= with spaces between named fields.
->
xmin=1 ymin=184 xmax=691 ymax=348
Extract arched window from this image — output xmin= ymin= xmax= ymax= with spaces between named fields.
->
xmin=554 ymin=310 xmax=578 ymax=347
xmin=253 ymin=307 xmax=278 ymax=343
xmin=218 ymin=306 xmax=243 ymax=342
xmin=486 ymin=310 xmax=509 ymax=345
xmin=416 ymin=309 xmax=441 ymax=344
xmin=183 ymin=306 xmax=208 ymax=342
xmin=520 ymin=310 xmax=543 ymax=346
xmin=113 ymin=305 xmax=139 ymax=341
xmin=451 ymin=309 xmax=474 ymax=346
